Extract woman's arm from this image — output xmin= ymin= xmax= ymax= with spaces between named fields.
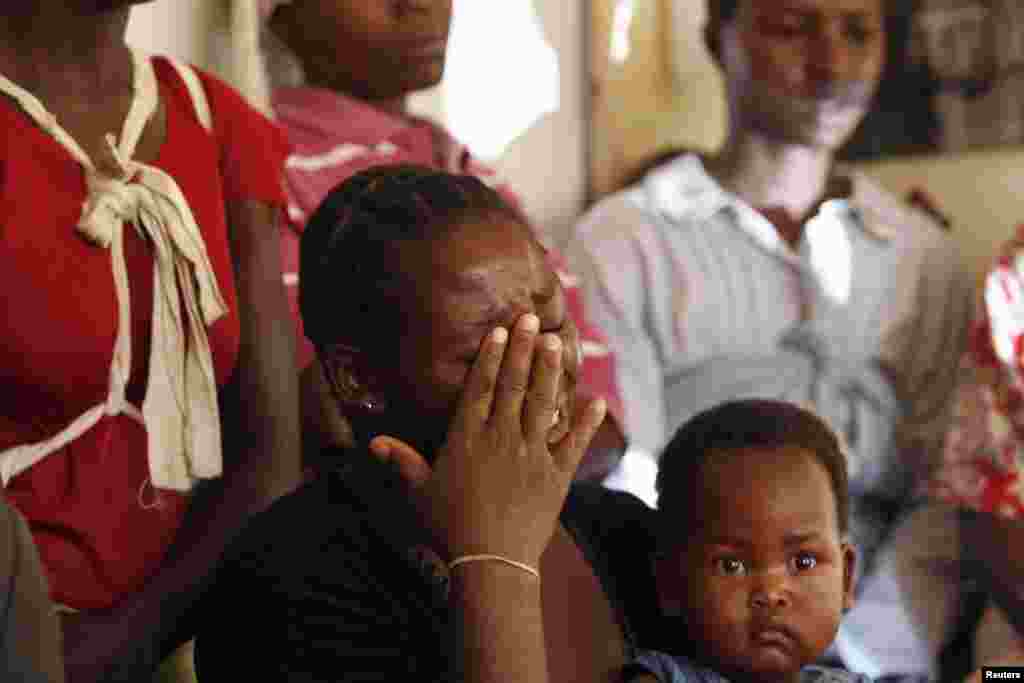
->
xmin=373 ymin=315 xmax=606 ymax=683
xmin=452 ymin=562 xmax=548 ymax=683
xmin=62 ymin=199 xmax=302 ymax=682
xmin=219 ymin=198 xmax=302 ymax=503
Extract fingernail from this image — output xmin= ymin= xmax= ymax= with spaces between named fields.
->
xmin=491 ymin=327 xmax=508 ymax=344
xmin=520 ymin=313 xmax=540 ymax=333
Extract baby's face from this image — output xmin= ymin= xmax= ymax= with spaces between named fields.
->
xmin=657 ymin=447 xmax=855 ymax=683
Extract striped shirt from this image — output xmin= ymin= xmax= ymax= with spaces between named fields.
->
xmin=570 ymin=155 xmax=971 ymax=486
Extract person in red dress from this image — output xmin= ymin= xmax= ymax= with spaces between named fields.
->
xmin=0 ymin=2 xmax=302 ymax=680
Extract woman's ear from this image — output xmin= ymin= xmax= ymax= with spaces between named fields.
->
xmin=319 ymin=344 xmax=388 ymax=416
xmin=841 ymin=540 xmax=857 ymax=611
xmin=653 ymin=550 xmax=687 ymax=617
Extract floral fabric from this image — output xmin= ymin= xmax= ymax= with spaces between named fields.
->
xmin=932 ymin=226 xmax=1024 ymax=518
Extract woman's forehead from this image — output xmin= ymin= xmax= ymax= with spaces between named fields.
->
xmin=423 ymin=215 xmax=541 ymax=284
xmin=403 ymin=216 xmax=554 ymax=329
xmin=744 ymin=0 xmax=884 ymax=19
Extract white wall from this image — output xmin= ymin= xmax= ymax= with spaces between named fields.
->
xmin=490 ymin=0 xmax=587 ymax=247
xmin=860 ymin=150 xmax=1024 ymax=283
xmin=410 ymin=0 xmax=587 ymax=247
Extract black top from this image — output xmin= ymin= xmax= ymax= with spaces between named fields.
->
xmin=194 ymin=447 xmax=662 ymax=681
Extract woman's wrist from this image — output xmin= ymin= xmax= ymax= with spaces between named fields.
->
xmin=449 ymin=558 xmax=542 ymax=602
xmin=449 ymin=554 xmax=541 ymax=580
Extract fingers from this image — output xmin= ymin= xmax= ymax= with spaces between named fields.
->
xmin=491 ymin=314 xmax=540 ymax=426
xmin=551 ymin=398 xmax=607 ymax=477
xmin=448 ymin=313 xmax=570 ymax=450
xmin=521 ymin=333 xmax=563 ymax=443
xmin=369 ymin=435 xmax=433 ymax=488
xmin=450 ymin=325 xmax=509 ymax=434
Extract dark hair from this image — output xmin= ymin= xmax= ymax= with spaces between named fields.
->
xmin=707 ymin=0 xmax=891 ymax=26
xmin=655 ymin=399 xmax=850 ymax=544
xmin=707 ymin=0 xmax=740 ymax=26
xmin=704 ymin=0 xmax=893 ymax=62
xmin=299 ymin=164 xmax=522 ymax=353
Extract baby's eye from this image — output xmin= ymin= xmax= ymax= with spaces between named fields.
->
xmin=713 ymin=557 xmax=747 ymax=576
xmin=791 ymin=553 xmax=817 ymax=572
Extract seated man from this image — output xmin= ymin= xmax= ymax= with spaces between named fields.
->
xmin=571 ymin=0 xmax=973 ymax=678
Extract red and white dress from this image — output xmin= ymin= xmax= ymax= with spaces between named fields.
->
xmin=0 ymin=52 xmax=288 ymax=610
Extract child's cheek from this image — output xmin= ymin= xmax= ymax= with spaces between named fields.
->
xmin=685 ymin=580 xmax=749 ymax=660
xmin=694 ymin=577 xmax=743 ymax=622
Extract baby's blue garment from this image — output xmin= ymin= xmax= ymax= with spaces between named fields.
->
xmin=628 ymin=650 xmax=873 ymax=683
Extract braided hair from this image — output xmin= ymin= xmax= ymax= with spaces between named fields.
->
xmin=300 ymin=163 xmax=522 ymax=356
xmin=656 ymin=399 xmax=850 ymax=546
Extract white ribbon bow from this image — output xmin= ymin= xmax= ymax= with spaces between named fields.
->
xmin=0 ymin=50 xmax=226 ymax=491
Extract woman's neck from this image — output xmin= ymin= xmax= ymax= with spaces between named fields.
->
xmin=367 ymin=95 xmax=409 ymax=118
xmin=705 ymin=127 xmax=835 ymax=222
xmin=0 ymin=6 xmax=133 ymax=97
xmin=300 ymin=73 xmax=410 ymax=118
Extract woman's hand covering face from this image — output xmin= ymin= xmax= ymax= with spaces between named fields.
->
xmin=371 ymin=312 xmax=606 ymax=567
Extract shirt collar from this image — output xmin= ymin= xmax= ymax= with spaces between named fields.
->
xmin=273 ymin=87 xmax=409 ymax=141
xmin=644 ymin=153 xmax=894 ymax=245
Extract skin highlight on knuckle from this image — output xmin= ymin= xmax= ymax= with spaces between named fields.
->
xmin=499 ymin=375 xmax=531 ymax=398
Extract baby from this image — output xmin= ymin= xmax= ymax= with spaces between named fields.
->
xmin=628 ymin=399 xmax=865 ymax=683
